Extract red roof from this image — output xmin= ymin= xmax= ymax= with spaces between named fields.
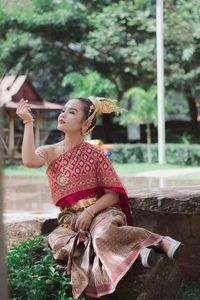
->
xmin=0 ymin=75 xmax=62 ymax=110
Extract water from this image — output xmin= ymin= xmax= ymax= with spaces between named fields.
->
xmin=3 ymin=175 xmax=59 ymax=223
xmin=3 ymin=175 xmax=200 ymax=222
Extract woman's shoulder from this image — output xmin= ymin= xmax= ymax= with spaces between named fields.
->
xmin=84 ymin=141 xmax=108 ymax=160
xmin=84 ymin=141 xmax=102 ymax=152
xmin=36 ymin=142 xmax=62 ymax=164
xmin=36 ymin=142 xmax=61 ymax=153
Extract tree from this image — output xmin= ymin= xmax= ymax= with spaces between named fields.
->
xmin=0 ymin=0 xmax=91 ymax=100
xmin=85 ymin=0 xmax=200 ymax=136
xmin=84 ymin=1 xmax=157 ymax=96
xmin=120 ymin=85 xmax=159 ymax=162
xmin=0 ymin=0 xmax=200 ymax=139
xmin=62 ymin=71 xmax=117 ymax=98
xmin=164 ymin=0 xmax=200 ymax=136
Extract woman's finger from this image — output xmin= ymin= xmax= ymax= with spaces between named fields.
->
xmin=19 ymin=104 xmax=31 ymax=114
xmin=18 ymin=98 xmax=24 ymax=104
xmin=18 ymin=99 xmax=27 ymax=107
xmin=74 ymin=219 xmax=80 ymax=231
xmin=81 ymin=221 xmax=89 ymax=231
xmin=18 ymin=99 xmax=29 ymax=107
xmin=17 ymin=102 xmax=28 ymax=110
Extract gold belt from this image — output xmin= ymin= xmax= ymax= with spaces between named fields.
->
xmin=61 ymin=197 xmax=97 ymax=213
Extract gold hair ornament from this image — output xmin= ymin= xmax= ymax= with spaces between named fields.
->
xmin=82 ymin=96 xmax=127 ymax=136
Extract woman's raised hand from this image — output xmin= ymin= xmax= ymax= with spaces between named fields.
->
xmin=16 ymin=98 xmax=34 ymax=124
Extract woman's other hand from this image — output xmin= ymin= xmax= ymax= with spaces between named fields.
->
xmin=74 ymin=209 xmax=94 ymax=231
xmin=16 ymin=98 xmax=34 ymax=123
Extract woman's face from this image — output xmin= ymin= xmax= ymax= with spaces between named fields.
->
xmin=57 ymin=99 xmax=86 ymax=134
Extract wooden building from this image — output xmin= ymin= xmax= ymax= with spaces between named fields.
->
xmin=0 ymin=74 xmax=63 ymax=161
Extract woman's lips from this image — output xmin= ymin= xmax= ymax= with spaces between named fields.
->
xmin=58 ymin=119 xmax=66 ymax=124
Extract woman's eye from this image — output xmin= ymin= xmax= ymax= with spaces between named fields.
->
xmin=69 ymin=111 xmax=75 ymax=114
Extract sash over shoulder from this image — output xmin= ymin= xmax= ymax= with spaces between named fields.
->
xmin=46 ymin=142 xmax=133 ymax=225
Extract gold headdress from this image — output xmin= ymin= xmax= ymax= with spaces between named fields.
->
xmin=83 ymin=96 xmax=127 ymax=136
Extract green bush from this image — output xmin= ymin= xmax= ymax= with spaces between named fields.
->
xmin=110 ymin=143 xmax=200 ymax=166
xmin=7 ymin=235 xmax=85 ymax=300
xmin=176 ymin=280 xmax=200 ymax=300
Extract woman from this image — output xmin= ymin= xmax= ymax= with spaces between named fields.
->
xmin=16 ymin=97 xmax=182 ymax=299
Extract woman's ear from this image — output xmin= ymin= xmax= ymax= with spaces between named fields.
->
xmin=81 ymin=120 xmax=89 ymax=136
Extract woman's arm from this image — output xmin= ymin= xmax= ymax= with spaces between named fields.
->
xmin=74 ymin=190 xmax=119 ymax=231
xmin=22 ymin=122 xmax=47 ymax=167
xmin=88 ymin=189 xmax=119 ymax=216
xmin=17 ymin=99 xmax=47 ymax=168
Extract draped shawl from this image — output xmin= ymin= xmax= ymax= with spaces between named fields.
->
xmin=46 ymin=142 xmax=133 ymax=225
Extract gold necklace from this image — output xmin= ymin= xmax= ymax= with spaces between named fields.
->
xmin=57 ymin=141 xmax=84 ymax=186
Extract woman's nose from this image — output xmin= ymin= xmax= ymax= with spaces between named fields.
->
xmin=59 ymin=112 xmax=64 ymax=118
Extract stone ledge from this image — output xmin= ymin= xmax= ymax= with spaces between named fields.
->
xmin=129 ymin=185 xmax=200 ymax=213
xmin=128 ymin=186 xmax=200 ymax=279
xmin=86 ymin=255 xmax=180 ymax=300
xmin=5 ymin=219 xmax=45 ymax=248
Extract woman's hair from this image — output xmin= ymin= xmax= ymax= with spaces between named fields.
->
xmin=76 ymin=97 xmax=97 ymax=130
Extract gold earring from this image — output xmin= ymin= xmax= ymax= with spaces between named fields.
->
xmin=81 ymin=127 xmax=86 ymax=136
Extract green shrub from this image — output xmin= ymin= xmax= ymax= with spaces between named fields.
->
xmin=7 ymin=234 xmax=85 ymax=300
xmin=110 ymin=143 xmax=200 ymax=166
xmin=176 ymin=280 xmax=200 ymax=300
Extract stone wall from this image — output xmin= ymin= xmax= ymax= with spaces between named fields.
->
xmin=129 ymin=186 xmax=200 ymax=280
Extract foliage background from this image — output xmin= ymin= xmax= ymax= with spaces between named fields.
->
xmin=0 ymin=0 xmax=199 ymax=125
xmin=0 ymin=0 xmax=200 ymax=142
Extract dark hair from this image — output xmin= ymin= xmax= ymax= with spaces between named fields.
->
xmin=76 ymin=97 xmax=97 ymax=130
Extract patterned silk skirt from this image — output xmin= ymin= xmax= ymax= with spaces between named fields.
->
xmin=47 ymin=205 xmax=162 ymax=299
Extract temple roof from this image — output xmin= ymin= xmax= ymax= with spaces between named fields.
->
xmin=0 ymin=75 xmax=62 ymax=110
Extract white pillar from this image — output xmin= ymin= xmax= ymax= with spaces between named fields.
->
xmin=156 ymin=0 xmax=166 ymax=164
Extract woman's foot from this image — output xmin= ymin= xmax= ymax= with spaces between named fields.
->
xmin=160 ymin=236 xmax=183 ymax=259
xmin=140 ymin=247 xmax=158 ymax=268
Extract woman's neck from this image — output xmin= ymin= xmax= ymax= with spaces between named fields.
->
xmin=63 ymin=134 xmax=84 ymax=150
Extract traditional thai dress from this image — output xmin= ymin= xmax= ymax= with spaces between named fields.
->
xmin=46 ymin=141 xmax=162 ymax=299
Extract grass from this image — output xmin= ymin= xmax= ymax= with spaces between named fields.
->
xmin=3 ymin=164 xmax=46 ymax=176
xmin=3 ymin=162 xmax=200 ymax=180
xmin=113 ymin=162 xmax=186 ymax=177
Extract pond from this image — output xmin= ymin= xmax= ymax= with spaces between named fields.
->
xmin=3 ymin=174 xmax=200 ymax=223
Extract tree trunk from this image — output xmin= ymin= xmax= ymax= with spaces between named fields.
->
xmin=184 ymin=84 xmax=198 ymax=136
xmin=146 ymin=123 xmax=152 ymax=163
xmin=102 ymin=114 xmax=113 ymax=143
xmin=0 ymin=108 xmax=8 ymax=300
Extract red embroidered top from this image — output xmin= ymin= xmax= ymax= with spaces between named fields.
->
xmin=46 ymin=142 xmax=133 ymax=225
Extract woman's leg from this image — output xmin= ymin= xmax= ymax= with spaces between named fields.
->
xmin=140 ymin=236 xmax=183 ymax=267
xmin=159 ymin=236 xmax=183 ymax=258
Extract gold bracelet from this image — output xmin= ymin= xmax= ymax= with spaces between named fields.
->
xmin=23 ymin=120 xmax=34 ymax=124
xmin=84 ymin=207 xmax=95 ymax=218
